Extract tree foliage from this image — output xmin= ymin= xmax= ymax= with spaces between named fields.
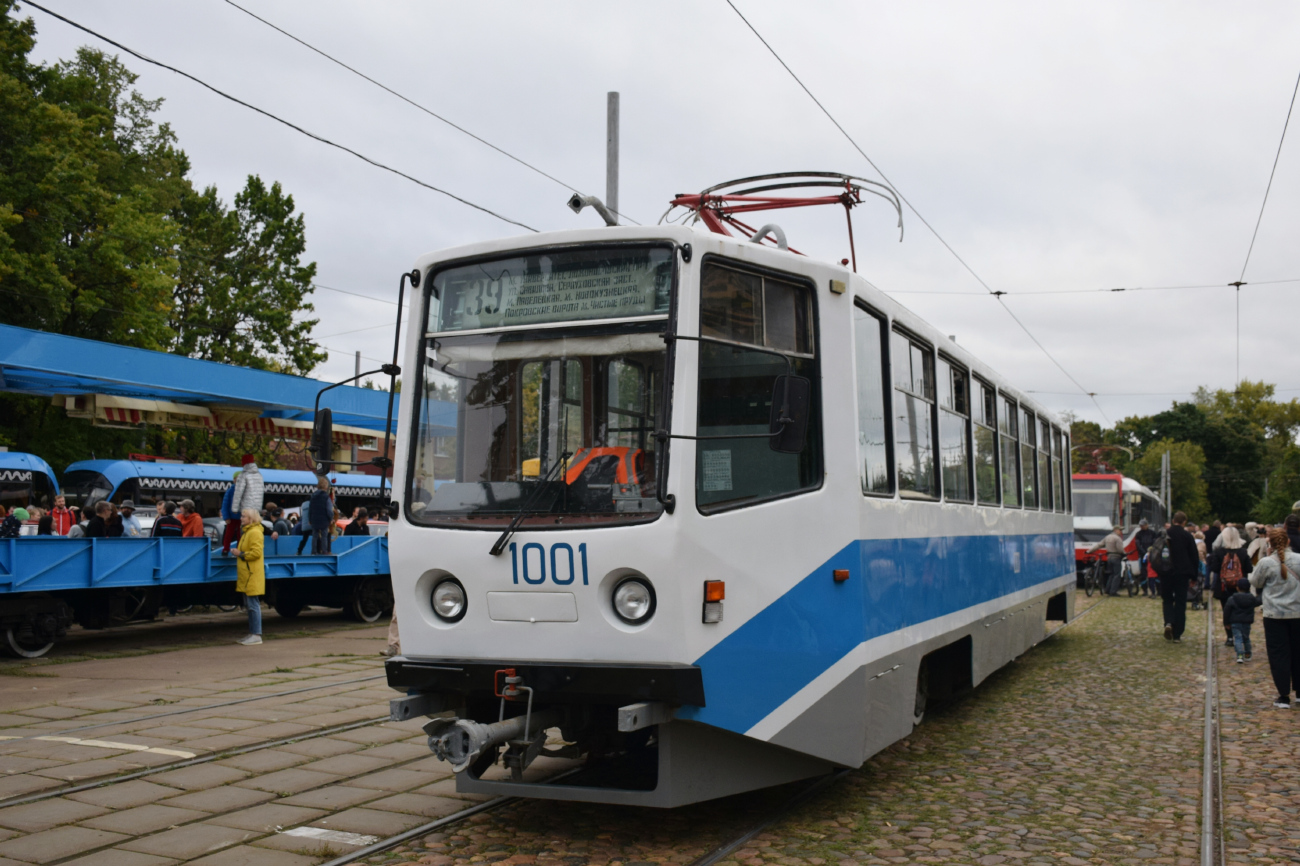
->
xmin=0 ymin=2 xmax=323 ymax=372
xmin=1070 ymin=381 xmax=1300 ymax=523
xmin=0 ymin=3 xmax=327 ymax=468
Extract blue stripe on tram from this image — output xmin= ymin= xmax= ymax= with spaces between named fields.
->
xmin=676 ymin=531 xmax=1074 ymax=734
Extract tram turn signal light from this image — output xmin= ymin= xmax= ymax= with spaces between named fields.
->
xmin=833 ymin=569 xmax=850 ymax=582
xmin=702 ymin=581 xmax=725 ymax=624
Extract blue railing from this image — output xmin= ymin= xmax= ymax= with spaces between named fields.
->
xmin=0 ymin=536 xmax=387 ymax=594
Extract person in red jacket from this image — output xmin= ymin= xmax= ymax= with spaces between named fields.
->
xmin=178 ymin=499 xmax=205 ymax=538
xmin=50 ymin=495 xmax=74 ymax=536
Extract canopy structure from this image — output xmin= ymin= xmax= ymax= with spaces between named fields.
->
xmin=0 ymin=324 xmax=416 ymax=447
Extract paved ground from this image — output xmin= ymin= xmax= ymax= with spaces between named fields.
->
xmin=2 ymin=593 xmax=1296 ymax=866
xmin=0 ymin=616 xmax=484 ymax=865
xmin=1215 ymin=608 xmax=1300 ymax=864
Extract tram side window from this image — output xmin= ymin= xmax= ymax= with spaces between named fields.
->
xmin=891 ymin=330 xmax=936 ymax=498
xmin=853 ymin=304 xmax=892 ymax=495
xmin=936 ymin=357 xmax=972 ymax=502
xmin=1038 ymin=417 xmax=1052 ymax=512
xmin=974 ymin=379 xmax=999 ymax=505
xmin=1020 ymin=408 xmax=1038 ymax=508
xmin=1051 ymin=427 xmax=1065 ymax=511
xmin=1063 ymin=432 xmax=1072 ymax=512
xmin=696 ymin=262 xmax=820 ymax=511
xmin=999 ymin=396 xmax=1020 ymax=507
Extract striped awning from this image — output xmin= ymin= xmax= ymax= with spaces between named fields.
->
xmin=58 ymin=394 xmax=378 ymax=448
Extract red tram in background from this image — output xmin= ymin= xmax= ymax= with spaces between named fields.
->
xmin=1072 ymin=473 xmax=1167 ymax=577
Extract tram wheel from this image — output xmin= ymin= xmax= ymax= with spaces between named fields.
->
xmin=346 ymin=575 xmax=393 ymax=624
xmin=274 ymin=600 xmax=305 ymax=619
xmin=4 ymin=626 xmax=54 ymax=659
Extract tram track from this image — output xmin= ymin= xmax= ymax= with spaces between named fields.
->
xmin=0 ymin=672 xmax=386 ymax=744
xmin=1201 ymin=602 xmax=1224 ymax=866
xmin=316 ymin=597 xmax=1112 ymax=866
xmin=28 ymin=727 xmax=487 ymax=866
xmin=0 ymin=714 xmax=390 ymax=808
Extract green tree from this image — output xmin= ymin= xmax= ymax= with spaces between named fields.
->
xmin=170 ymin=176 xmax=323 ymax=374
xmin=0 ymin=3 xmax=327 ymax=469
xmin=1126 ymin=438 xmax=1212 ymax=523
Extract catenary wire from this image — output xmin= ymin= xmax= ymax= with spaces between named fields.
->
xmin=888 ymin=277 xmax=1300 ymax=296
xmin=1238 ymin=67 xmax=1300 ymax=282
xmin=20 ymin=1 xmax=538 ymax=233
xmin=221 ymin=0 xmax=640 ymax=226
xmin=721 ymin=0 xmax=1109 ymax=423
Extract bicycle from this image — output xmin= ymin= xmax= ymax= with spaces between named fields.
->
xmin=1083 ymin=556 xmax=1107 ymax=597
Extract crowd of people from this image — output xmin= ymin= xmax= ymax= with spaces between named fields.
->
xmin=1 ymin=454 xmax=389 ymax=651
xmin=1090 ymin=508 xmax=1300 ymax=711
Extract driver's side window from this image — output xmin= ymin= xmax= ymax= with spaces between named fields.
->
xmin=695 ymin=260 xmax=821 ymax=512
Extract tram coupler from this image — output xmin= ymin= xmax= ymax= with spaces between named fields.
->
xmin=424 ymin=709 xmax=561 ymax=773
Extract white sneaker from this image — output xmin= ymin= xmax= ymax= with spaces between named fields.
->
xmin=1273 ymin=699 xmax=1291 ymax=709
xmin=237 ymin=634 xmax=263 ymax=646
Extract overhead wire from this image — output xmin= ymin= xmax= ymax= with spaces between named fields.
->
xmin=1233 ymin=65 xmax=1300 ymax=385
xmin=1238 ymin=67 xmax=1300 ymax=283
xmin=721 ymin=0 xmax=1110 ymax=424
xmin=20 ymin=1 xmax=538 ymax=233
xmin=220 ymin=0 xmax=638 ymax=226
xmin=887 ymin=277 xmax=1300 ymax=296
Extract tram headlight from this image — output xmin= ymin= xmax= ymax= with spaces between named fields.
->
xmin=612 ymin=577 xmax=656 ymax=625
xmin=431 ymin=578 xmax=467 ymax=622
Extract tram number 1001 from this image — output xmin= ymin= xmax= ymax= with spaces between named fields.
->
xmin=508 ymin=542 xmax=590 ymax=586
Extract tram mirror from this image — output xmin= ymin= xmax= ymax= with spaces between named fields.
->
xmin=312 ymin=407 xmax=334 ymax=474
xmin=769 ymin=374 xmax=811 ymax=454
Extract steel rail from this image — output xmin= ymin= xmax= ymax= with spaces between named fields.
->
xmin=0 ymin=715 xmax=389 ymax=809
xmin=1201 ymin=603 xmax=1223 ymax=866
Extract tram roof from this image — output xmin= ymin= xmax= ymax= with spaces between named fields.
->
xmin=0 ymin=323 xmax=399 ymax=434
xmin=63 ymin=459 xmax=387 ymax=491
xmin=0 ymin=451 xmax=59 ymax=488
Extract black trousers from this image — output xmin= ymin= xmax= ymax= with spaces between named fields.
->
xmin=1262 ymin=618 xmax=1300 ymax=700
xmin=1162 ymin=582 xmax=1188 ymax=639
xmin=1106 ymin=557 xmax=1124 ymax=595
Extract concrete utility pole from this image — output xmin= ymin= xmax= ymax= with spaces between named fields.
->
xmin=606 ymin=91 xmax=620 ymax=223
xmin=351 ymin=351 xmax=360 ymax=467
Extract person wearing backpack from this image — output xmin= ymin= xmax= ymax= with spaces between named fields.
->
xmin=1250 ymin=527 xmax=1300 ymax=709
xmin=1209 ymin=525 xmax=1252 ymax=647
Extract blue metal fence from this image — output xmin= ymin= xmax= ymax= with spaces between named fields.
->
xmin=0 ymin=536 xmax=387 ymax=594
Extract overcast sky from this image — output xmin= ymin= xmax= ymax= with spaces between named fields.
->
xmin=16 ymin=0 xmax=1300 ymax=426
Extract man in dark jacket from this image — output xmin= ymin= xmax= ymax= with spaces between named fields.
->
xmin=1134 ymin=519 xmax=1157 ymax=596
xmin=1285 ymin=513 xmax=1300 ymax=555
xmin=85 ymin=501 xmax=112 ymax=538
xmin=1163 ymin=511 xmax=1201 ymax=642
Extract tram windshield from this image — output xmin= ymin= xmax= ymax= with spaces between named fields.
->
xmin=408 ymin=245 xmax=673 ymax=528
xmin=61 ymin=470 xmax=113 ymax=510
xmin=1072 ymin=478 xmax=1119 ymax=542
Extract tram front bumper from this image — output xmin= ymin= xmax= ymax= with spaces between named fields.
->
xmin=384 ymin=656 xmax=705 ymax=707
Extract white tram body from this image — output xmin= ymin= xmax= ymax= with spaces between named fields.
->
xmin=386 ymin=223 xmax=1074 ymax=807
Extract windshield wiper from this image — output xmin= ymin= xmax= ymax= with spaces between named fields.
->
xmin=488 ymin=452 xmax=571 ymax=557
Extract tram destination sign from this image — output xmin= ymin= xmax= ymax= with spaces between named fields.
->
xmin=431 ymin=246 xmax=672 ymax=332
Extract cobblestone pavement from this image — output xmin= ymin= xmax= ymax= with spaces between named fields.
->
xmin=0 ymin=622 xmax=489 ymax=865
xmin=1215 ymin=609 xmax=1300 ymax=864
xmin=8 ymin=594 xmax=1297 ymax=865
xmin=357 ymin=594 xmax=1236 ymax=866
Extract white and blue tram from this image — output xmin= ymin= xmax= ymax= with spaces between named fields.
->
xmin=385 ymin=215 xmax=1074 ymax=806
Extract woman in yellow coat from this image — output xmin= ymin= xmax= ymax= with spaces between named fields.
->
xmin=234 ymin=507 xmax=265 ymax=646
